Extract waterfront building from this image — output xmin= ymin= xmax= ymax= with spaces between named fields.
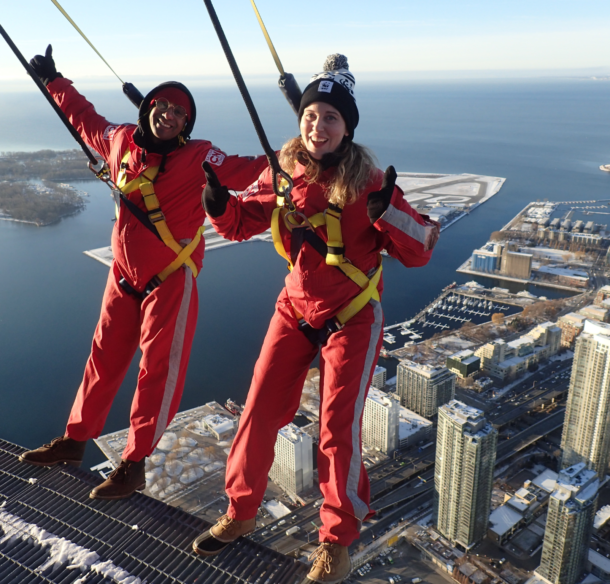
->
xmin=371 ymin=365 xmax=387 ymax=389
xmin=475 ymin=322 xmax=561 ymax=382
xmin=396 ymin=360 xmax=455 ymax=418
xmin=501 ymin=248 xmax=533 ymax=279
xmin=269 ymin=423 xmax=313 ymax=496
xmin=561 ymin=320 xmax=610 ymax=475
xmin=536 ymin=463 xmax=599 ymax=584
xmin=434 ymin=400 xmax=497 ymax=549
xmin=446 ymin=350 xmax=481 ymax=379
xmin=362 ymin=388 xmax=399 ymax=455
xmin=471 ymin=243 xmax=502 ymax=273
xmin=556 ymin=312 xmax=587 ymax=349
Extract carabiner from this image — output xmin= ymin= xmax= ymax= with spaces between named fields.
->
xmin=273 ymin=168 xmax=295 ymax=210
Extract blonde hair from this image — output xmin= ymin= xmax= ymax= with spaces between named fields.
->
xmin=278 ymin=137 xmax=377 ymax=207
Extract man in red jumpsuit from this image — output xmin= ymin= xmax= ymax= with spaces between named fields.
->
xmin=19 ymin=46 xmax=267 ymax=499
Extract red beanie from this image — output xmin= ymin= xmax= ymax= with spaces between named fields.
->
xmin=149 ymin=87 xmax=192 ymax=119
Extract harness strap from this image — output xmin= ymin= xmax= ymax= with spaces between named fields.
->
xmin=270 ymin=203 xmax=382 ymax=328
xmin=117 ymin=151 xmax=204 ymax=283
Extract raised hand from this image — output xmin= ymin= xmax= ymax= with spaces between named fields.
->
xmin=366 ymin=165 xmax=397 ymax=224
xmin=29 ymin=45 xmax=62 ymax=87
xmin=202 ymin=161 xmax=230 ymax=218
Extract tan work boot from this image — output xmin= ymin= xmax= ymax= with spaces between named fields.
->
xmin=19 ymin=436 xmax=86 ymax=467
xmin=90 ymin=459 xmax=145 ymax=500
xmin=307 ymin=543 xmax=352 ymax=584
xmin=192 ymin=514 xmax=256 ymax=556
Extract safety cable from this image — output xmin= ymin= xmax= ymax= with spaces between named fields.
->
xmin=49 ymin=0 xmax=124 ymax=83
xmin=48 ymin=0 xmax=143 ymax=107
xmin=201 ymin=0 xmax=294 ymax=208
xmin=249 ymin=0 xmax=284 ymax=76
xmin=249 ymin=0 xmax=302 ymax=115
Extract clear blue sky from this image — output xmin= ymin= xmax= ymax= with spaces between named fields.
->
xmin=2 ymin=0 xmax=609 ymax=86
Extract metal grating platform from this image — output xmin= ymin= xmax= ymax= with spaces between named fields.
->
xmin=0 ymin=440 xmax=309 ymax=584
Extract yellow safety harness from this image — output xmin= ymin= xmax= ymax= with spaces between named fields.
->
xmin=116 ymin=151 xmax=205 ymax=291
xmin=270 ymin=197 xmax=382 ymax=327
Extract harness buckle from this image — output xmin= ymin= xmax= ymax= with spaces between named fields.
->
xmin=284 ymin=209 xmax=314 ymax=232
xmin=148 ymin=210 xmax=166 ymax=224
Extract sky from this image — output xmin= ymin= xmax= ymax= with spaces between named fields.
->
xmin=1 ymin=0 xmax=610 ymax=88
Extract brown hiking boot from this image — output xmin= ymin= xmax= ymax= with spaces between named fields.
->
xmin=19 ymin=436 xmax=86 ymax=467
xmin=307 ymin=543 xmax=352 ymax=584
xmin=90 ymin=459 xmax=145 ymax=500
xmin=192 ymin=514 xmax=256 ymax=556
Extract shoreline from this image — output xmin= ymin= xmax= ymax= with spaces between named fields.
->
xmin=0 ymin=208 xmax=85 ymax=227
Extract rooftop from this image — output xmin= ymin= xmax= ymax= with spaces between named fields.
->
xmin=558 ymin=312 xmax=587 ymax=325
xmin=0 ymin=439 xmax=307 ymax=584
xmin=278 ymin=423 xmax=311 ymax=444
xmin=489 ymin=504 xmax=522 ymax=537
xmin=367 ymin=387 xmax=398 ymax=409
xmin=398 ymin=405 xmax=433 ymax=440
xmin=531 ymin=468 xmax=558 ymax=493
xmin=583 ymin=319 xmax=610 ymax=340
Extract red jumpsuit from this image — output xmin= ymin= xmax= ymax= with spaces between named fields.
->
xmin=209 ymin=162 xmax=435 ymax=545
xmin=47 ymin=78 xmax=267 ymax=461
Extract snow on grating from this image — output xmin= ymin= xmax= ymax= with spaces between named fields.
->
xmin=0 ymin=439 xmax=309 ymax=584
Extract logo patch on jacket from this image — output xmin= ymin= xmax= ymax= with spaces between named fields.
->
xmin=103 ymin=125 xmax=118 ymax=140
xmin=242 ymin=180 xmax=259 ymax=199
xmin=204 ymin=149 xmax=226 ymax=166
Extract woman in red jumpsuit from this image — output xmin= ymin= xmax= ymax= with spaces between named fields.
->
xmin=194 ymin=55 xmax=439 ymax=583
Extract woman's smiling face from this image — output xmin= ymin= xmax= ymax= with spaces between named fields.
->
xmin=300 ymin=102 xmax=348 ymax=160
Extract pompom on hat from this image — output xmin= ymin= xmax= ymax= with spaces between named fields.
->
xmin=298 ymin=54 xmax=359 ymax=141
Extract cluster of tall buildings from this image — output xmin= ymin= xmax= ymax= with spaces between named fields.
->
xmin=267 ymin=307 xmax=610 ymax=584
xmin=430 ymin=316 xmax=610 ymax=584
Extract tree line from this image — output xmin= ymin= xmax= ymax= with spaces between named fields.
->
xmin=0 ymin=181 xmax=86 ymax=225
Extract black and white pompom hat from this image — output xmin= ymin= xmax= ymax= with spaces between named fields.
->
xmin=298 ymin=54 xmax=360 ymax=141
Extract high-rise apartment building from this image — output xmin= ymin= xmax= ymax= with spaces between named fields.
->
xmin=269 ymin=423 xmax=313 ymax=496
xmin=362 ymin=387 xmax=399 ymax=454
xmin=371 ymin=366 xmax=387 ymax=389
xmin=561 ymin=320 xmax=610 ymax=475
xmin=434 ymin=400 xmax=497 ymax=549
xmin=397 ymin=361 xmax=455 ymax=418
xmin=536 ymin=463 xmax=599 ymax=584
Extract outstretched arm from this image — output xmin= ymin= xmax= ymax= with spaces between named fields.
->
xmin=368 ymin=166 xmax=440 ymax=267
xmin=30 ymin=45 xmax=120 ymax=161
xmin=203 ymin=164 xmax=277 ymax=241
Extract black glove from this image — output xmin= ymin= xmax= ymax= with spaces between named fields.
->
xmin=29 ymin=44 xmax=62 ymax=87
xmin=367 ymin=166 xmax=397 ymax=223
xmin=202 ymin=161 xmax=230 ymax=218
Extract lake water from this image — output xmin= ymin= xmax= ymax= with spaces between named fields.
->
xmin=1 ymin=79 xmax=609 ymax=468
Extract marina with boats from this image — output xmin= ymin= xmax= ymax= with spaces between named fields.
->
xmin=380 ymin=282 xmax=534 ymax=355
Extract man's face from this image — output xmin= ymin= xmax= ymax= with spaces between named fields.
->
xmin=148 ymin=99 xmax=187 ymax=142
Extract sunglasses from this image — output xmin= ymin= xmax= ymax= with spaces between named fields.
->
xmin=154 ymin=98 xmax=188 ymax=120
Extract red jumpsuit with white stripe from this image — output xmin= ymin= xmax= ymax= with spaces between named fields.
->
xmin=47 ymin=78 xmax=267 ymax=461
xmin=209 ymin=162 xmax=436 ymax=545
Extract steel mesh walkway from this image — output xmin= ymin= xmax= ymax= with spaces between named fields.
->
xmin=0 ymin=439 xmax=309 ymax=584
